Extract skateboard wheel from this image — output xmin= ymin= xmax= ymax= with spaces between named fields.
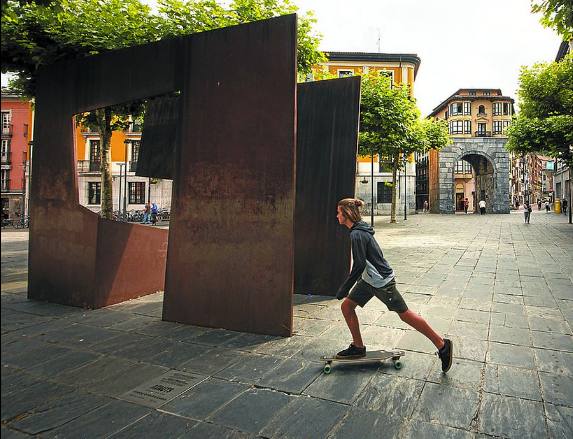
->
xmin=323 ymin=365 xmax=332 ymax=374
xmin=394 ymin=361 xmax=402 ymax=370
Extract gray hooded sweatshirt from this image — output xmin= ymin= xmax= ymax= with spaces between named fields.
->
xmin=336 ymin=221 xmax=394 ymax=299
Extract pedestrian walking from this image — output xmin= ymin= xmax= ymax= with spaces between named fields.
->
xmin=524 ymin=201 xmax=532 ymax=224
xmin=141 ymin=203 xmax=151 ymax=224
xmin=479 ymin=199 xmax=486 ymax=215
xmin=545 ymin=200 xmax=550 ymax=213
xmin=515 ymin=200 xmax=520 ymax=210
xmin=563 ymin=198 xmax=568 ymax=215
xmin=537 ymin=199 xmax=542 ymax=211
xmin=423 ymin=200 xmax=429 ymax=213
xmin=151 ymin=202 xmax=159 ymax=225
xmin=464 ymin=198 xmax=469 ymax=214
xmin=334 ymin=198 xmax=453 ymax=372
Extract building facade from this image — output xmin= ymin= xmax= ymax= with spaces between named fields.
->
xmin=424 ymin=89 xmax=513 ymax=213
xmin=75 ymin=122 xmax=172 ymax=214
xmin=1 ymin=90 xmax=33 ymax=220
xmin=315 ymin=52 xmax=421 ymax=215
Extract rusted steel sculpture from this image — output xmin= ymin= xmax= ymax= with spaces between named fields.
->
xmin=161 ymin=16 xmax=297 ymax=337
xmin=294 ymin=77 xmax=361 ymax=296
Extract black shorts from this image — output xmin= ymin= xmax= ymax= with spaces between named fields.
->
xmin=348 ymin=279 xmax=408 ymax=313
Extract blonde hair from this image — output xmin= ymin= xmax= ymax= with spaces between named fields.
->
xmin=338 ymin=198 xmax=364 ymax=223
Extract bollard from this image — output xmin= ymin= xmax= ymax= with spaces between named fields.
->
xmin=554 ymin=199 xmax=562 ymax=214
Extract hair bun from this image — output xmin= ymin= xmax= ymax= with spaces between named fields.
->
xmin=354 ymin=199 xmax=364 ymax=207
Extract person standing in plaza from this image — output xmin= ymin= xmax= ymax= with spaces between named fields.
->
xmin=141 ymin=202 xmax=151 ymax=224
xmin=524 ymin=200 xmax=532 ymax=224
xmin=423 ymin=200 xmax=429 ymax=213
xmin=334 ymin=198 xmax=453 ymax=373
xmin=545 ymin=200 xmax=550 ymax=213
xmin=537 ymin=199 xmax=542 ymax=210
xmin=563 ymin=198 xmax=568 ymax=215
xmin=479 ymin=199 xmax=486 ymax=215
xmin=151 ymin=202 xmax=159 ymax=225
xmin=464 ymin=197 xmax=469 ymax=214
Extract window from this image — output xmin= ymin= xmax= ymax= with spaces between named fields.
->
xmin=478 ymin=105 xmax=485 ymax=114
xmin=493 ymin=102 xmax=502 ymax=115
xmin=502 ymin=120 xmax=511 ymax=133
xmin=483 ymin=91 xmax=491 ymax=96
xmin=89 ymin=140 xmax=100 ymax=163
xmin=463 ymin=120 xmax=472 ymax=134
xmin=338 ymin=70 xmax=353 ymax=78
xmin=477 ymin=123 xmax=487 ymax=134
xmin=1 ymin=169 xmax=9 ymax=191
xmin=377 ymin=182 xmax=392 ymax=203
xmin=503 ymin=102 xmax=510 ymax=115
xmin=129 ymin=181 xmax=146 ymax=204
xmin=1 ymin=111 xmax=10 ymax=134
xmin=463 ymin=102 xmax=471 ymax=115
xmin=1 ymin=139 xmax=9 ymax=157
xmin=469 ymin=91 xmax=476 ymax=96
xmin=379 ymin=70 xmax=394 ymax=87
xmin=493 ymin=121 xmax=503 ymax=134
xmin=131 ymin=140 xmax=140 ymax=164
xmin=87 ymin=182 xmax=101 ymax=205
xmin=449 ymin=102 xmax=464 ymax=115
xmin=449 ymin=120 xmax=463 ymax=134
xmin=455 ymin=160 xmax=472 ymax=174
xmin=378 ymin=156 xmax=392 ymax=173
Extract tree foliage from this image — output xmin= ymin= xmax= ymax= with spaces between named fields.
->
xmin=358 ymin=73 xmax=450 ymax=222
xmin=507 ymin=53 xmax=573 ymax=167
xmin=531 ymin=0 xmax=573 ymax=40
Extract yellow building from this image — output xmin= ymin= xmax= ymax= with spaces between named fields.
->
xmin=316 ymin=52 xmax=421 ymax=215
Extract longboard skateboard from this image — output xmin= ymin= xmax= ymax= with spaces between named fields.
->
xmin=321 ymin=350 xmax=405 ymax=374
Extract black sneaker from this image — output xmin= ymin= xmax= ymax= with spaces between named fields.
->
xmin=336 ymin=344 xmax=366 ymax=359
xmin=438 ymin=339 xmax=453 ymax=372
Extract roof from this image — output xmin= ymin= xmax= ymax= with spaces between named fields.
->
xmin=428 ymin=89 xmax=515 ymax=117
xmin=556 ymin=41 xmax=570 ymax=61
xmin=324 ymin=51 xmax=421 ymax=78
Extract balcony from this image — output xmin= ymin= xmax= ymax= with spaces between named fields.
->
xmin=1 ymin=124 xmax=13 ymax=137
xmin=475 ymin=131 xmax=492 ymax=137
xmin=77 ymin=160 xmax=101 ymax=173
xmin=477 ymin=112 xmax=487 ymax=118
xmin=1 ymin=151 xmax=10 ymax=164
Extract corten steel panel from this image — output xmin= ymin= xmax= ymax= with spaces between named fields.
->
xmin=294 ymin=77 xmax=361 ymax=296
xmin=137 ymin=95 xmax=180 ymax=179
xmin=29 ymin=36 xmax=180 ymax=308
xmin=163 ymin=15 xmax=297 ymax=337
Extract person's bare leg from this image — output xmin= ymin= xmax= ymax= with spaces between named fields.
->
xmin=399 ymin=309 xmax=444 ymax=350
xmin=341 ymin=298 xmax=364 ymax=347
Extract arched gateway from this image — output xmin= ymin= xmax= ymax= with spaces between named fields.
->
xmin=436 ymin=138 xmax=510 ymax=213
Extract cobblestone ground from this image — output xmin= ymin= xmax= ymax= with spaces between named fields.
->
xmin=2 ymin=210 xmax=572 ymax=438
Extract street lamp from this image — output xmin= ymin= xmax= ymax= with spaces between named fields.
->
xmin=123 ymin=139 xmax=129 ymax=215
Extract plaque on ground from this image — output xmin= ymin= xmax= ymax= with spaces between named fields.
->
xmin=120 ymin=370 xmax=206 ymax=408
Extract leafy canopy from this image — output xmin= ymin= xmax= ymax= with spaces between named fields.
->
xmin=1 ymin=0 xmax=325 ymax=96
xmin=531 ymin=0 xmax=573 ymax=40
xmin=507 ymin=53 xmax=573 ymax=166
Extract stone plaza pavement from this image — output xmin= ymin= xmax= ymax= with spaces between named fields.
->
xmin=1 ymin=210 xmax=572 ymax=438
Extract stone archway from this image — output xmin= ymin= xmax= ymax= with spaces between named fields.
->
xmin=436 ymin=138 xmax=509 ymax=213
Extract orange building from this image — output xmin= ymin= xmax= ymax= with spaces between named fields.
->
xmin=315 ymin=52 xmax=421 ymax=215
xmin=1 ymin=89 xmax=33 ymax=220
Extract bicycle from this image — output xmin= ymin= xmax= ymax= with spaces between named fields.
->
xmin=14 ymin=216 xmax=30 ymax=229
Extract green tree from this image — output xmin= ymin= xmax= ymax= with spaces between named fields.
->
xmin=1 ymin=0 xmax=324 ymax=218
xmin=507 ymin=53 xmax=573 ymax=167
xmin=531 ymin=0 xmax=573 ymax=40
xmin=358 ymin=73 xmax=449 ymax=223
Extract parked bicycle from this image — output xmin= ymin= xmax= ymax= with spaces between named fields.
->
xmin=13 ymin=216 xmax=30 ymax=229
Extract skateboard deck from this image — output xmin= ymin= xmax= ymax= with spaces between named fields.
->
xmin=321 ymin=350 xmax=405 ymax=374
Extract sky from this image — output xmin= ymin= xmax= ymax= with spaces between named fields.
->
xmin=3 ymin=0 xmax=563 ymax=116
xmin=294 ymin=0 xmax=563 ymax=116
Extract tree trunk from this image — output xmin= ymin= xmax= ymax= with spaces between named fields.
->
xmin=97 ymin=108 xmax=114 ymax=219
xmin=390 ymin=151 xmax=400 ymax=223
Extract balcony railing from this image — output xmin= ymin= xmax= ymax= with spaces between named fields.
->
xmin=1 ymin=124 xmax=13 ymax=136
xmin=475 ymin=131 xmax=492 ymax=137
xmin=1 ymin=151 xmax=10 ymax=164
xmin=77 ymin=160 xmax=101 ymax=173
xmin=477 ymin=112 xmax=487 ymax=117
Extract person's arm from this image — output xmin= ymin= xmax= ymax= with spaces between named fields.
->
xmin=336 ymin=232 xmax=367 ymax=300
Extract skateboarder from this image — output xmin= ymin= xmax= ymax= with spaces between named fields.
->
xmin=335 ymin=198 xmax=453 ymax=373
